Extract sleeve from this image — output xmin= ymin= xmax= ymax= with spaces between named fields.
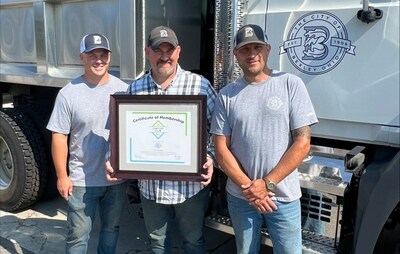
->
xmin=203 ymin=78 xmax=218 ymax=162
xmin=46 ymin=92 xmax=72 ymax=134
xmin=288 ymin=75 xmax=319 ymax=130
xmin=210 ymin=88 xmax=231 ymax=136
xmin=127 ymin=80 xmax=136 ymax=95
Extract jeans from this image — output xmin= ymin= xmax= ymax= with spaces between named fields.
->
xmin=66 ymin=182 xmax=126 ymax=254
xmin=227 ymin=193 xmax=302 ymax=254
xmin=140 ymin=187 xmax=210 ymax=254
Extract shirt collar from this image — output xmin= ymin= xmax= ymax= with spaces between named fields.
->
xmin=148 ymin=64 xmax=182 ymax=90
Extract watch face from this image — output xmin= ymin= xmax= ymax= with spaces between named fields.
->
xmin=267 ymin=182 xmax=276 ymax=190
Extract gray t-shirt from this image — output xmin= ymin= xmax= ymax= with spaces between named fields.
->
xmin=46 ymin=75 xmax=128 ymax=187
xmin=211 ymin=70 xmax=318 ymax=202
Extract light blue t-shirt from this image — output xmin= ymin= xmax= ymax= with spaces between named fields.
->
xmin=46 ymin=75 xmax=128 ymax=187
xmin=210 ymin=70 xmax=318 ymax=202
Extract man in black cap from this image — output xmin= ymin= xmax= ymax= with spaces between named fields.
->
xmin=47 ymin=33 xmax=128 ymax=254
xmin=106 ymin=26 xmax=217 ymax=253
xmin=211 ymin=24 xmax=318 ymax=253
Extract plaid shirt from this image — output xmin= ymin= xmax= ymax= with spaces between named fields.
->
xmin=128 ymin=65 xmax=217 ymax=204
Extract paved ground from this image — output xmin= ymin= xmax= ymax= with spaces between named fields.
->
xmin=3 ymin=195 xmax=398 ymax=254
xmin=0 ymin=196 xmax=272 ymax=254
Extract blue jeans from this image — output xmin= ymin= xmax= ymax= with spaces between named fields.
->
xmin=227 ymin=193 xmax=302 ymax=254
xmin=66 ymin=182 xmax=126 ymax=254
xmin=140 ymin=187 xmax=210 ymax=254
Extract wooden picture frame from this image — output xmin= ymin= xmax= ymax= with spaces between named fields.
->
xmin=110 ymin=94 xmax=207 ymax=181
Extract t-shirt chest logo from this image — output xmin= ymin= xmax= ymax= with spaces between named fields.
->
xmin=267 ymin=96 xmax=283 ymax=110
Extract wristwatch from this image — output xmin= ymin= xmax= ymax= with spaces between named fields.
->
xmin=263 ymin=178 xmax=276 ymax=191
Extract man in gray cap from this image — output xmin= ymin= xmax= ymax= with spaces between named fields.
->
xmin=47 ymin=33 xmax=128 ymax=254
xmin=106 ymin=26 xmax=217 ymax=254
xmin=211 ymin=24 xmax=318 ymax=253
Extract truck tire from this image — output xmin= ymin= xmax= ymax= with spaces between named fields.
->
xmin=0 ymin=109 xmax=48 ymax=211
xmin=18 ymin=104 xmax=58 ymax=200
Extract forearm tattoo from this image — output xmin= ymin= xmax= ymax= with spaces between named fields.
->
xmin=292 ymin=126 xmax=311 ymax=140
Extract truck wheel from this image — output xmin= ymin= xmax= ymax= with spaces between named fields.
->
xmin=18 ymin=104 xmax=58 ymax=200
xmin=0 ymin=109 xmax=48 ymax=211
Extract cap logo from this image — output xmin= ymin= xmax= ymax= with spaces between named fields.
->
xmin=160 ymin=29 xmax=168 ymax=38
xmin=245 ymin=27 xmax=254 ymax=37
xmin=93 ymin=35 xmax=102 ymax=44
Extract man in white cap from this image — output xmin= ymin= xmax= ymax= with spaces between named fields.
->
xmin=211 ymin=24 xmax=318 ymax=254
xmin=47 ymin=33 xmax=128 ymax=254
xmin=107 ymin=26 xmax=217 ymax=254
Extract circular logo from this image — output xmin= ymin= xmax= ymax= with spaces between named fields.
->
xmin=267 ymin=96 xmax=283 ymax=110
xmin=280 ymin=11 xmax=355 ymax=75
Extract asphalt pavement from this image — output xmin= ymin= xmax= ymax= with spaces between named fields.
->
xmin=0 ymin=195 xmax=272 ymax=254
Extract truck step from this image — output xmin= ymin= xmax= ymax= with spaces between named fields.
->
xmin=298 ymin=173 xmax=348 ymax=197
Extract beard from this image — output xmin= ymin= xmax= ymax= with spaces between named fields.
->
xmin=242 ymin=64 xmax=264 ymax=77
xmin=155 ymin=61 xmax=175 ymax=78
xmin=238 ymin=57 xmax=268 ymax=77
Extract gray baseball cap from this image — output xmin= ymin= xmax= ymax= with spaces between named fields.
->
xmin=147 ymin=26 xmax=179 ymax=50
xmin=234 ymin=24 xmax=268 ymax=49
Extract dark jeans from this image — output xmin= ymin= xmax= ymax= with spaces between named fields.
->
xmin=140 ymin=186 xmax=210 ymax=254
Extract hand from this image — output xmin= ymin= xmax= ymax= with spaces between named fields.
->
xmin=57 ymin=176 xmax=73 ymax=201
xmin=106 ymin=160 xmax=121 ymax=181
xmin=251 ymin=195 xmax=278 ymax=213
xmin=241 ymin=179 xmax=278 ymax=213
xmin=241 ymin=179 xmax=269 ymax=202
xmin=200 ymin=157 xmax=214 ymax=186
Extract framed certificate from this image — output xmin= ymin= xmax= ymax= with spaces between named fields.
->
xmin=110 ymin=94 xmax=207 ymax=181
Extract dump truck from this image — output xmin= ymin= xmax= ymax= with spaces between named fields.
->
xmin=0 ymin=0 xmax=399 ymax=253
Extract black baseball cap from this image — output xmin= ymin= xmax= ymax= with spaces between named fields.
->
xmin=80 ymin=33 xmax=111 ymax=53
xmin=234 ymin=24 xmax=268 ymax=49
xmin=147 ymin=26 xmax=179 ymax=50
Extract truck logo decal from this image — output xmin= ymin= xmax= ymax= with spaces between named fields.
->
xmin=279 ymin=11 xmax=356 ymax=75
